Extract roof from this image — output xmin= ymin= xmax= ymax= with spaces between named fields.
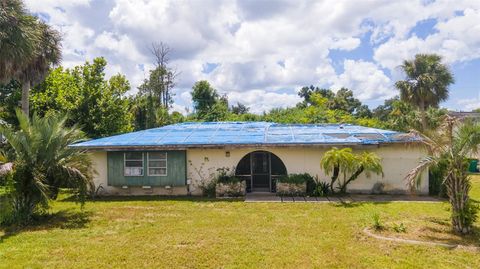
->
xmin=449 ymin=111 xmax=480 ymax=119
xmin=70 ymin=122 xmax=419 ymax=149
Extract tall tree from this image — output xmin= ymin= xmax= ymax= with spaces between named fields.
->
xmin=133 ymin=42 xmax=178 ymax=128
xmin=148 ymin=42 xmax=177 ymax=109
xmin=395 ymin=54 xmax=454 ymax=130
xmin=231 ymin=102 xmax=249 ymax=115
xmin=298 ymin=86 xmax=335 ymax=107
xmin=31 ymin=58 xmax=133 ymax=138
xmin=331 ymin=88 xmax=362 ymax=114
xmin=191 ymin=80 xmax=219 ymax=119
xmin=0 ymin=0 xmax=61 ymax=116
xmin=0 ymin=80 xmax=21 ymax=125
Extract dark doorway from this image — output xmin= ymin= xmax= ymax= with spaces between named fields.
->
xmin=235 ymin=151 xmax=287 ymax=192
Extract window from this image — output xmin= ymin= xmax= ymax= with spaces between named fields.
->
xmin=148 ymin=152 xmax=167 ymax=176
xmin=124 ymin=152 xmax=144 ymax=176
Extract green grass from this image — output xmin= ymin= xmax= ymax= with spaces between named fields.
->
xmin=0 ymin=180 xmax=479 ymax=268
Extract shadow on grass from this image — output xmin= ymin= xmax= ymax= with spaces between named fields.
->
xmin=60 ymin=194 xmax=244 ymax=203
xmin=420 ymin=217 xmax=480 ymax=247
xmin=0 ymin=210 xmax=92 ymax=243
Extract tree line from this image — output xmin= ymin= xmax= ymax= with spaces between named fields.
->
xmin=0 ymin=52 xmax=455 ymax=139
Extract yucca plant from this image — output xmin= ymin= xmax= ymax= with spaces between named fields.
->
xmin=406 ymin=116 xmax=480 ymax=234
xmin=0 ymin=110 xmax=94 ymax=224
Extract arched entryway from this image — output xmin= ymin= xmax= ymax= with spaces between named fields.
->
xmin=235 ymin=151 xmax=287 ymax=193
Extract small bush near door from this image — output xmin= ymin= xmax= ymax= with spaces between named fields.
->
xmin=215 ymin=167 xmax=246 ymax=197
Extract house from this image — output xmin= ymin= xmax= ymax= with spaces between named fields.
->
xmin=70 ymin=122 xmax=428 ymax=196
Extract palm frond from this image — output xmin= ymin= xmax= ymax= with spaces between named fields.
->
xmin=405 ymin=156 xmax=436 ymax=192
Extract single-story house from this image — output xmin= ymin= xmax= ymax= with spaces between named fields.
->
xmin=70 ymin=122 xmax=428 ymax=196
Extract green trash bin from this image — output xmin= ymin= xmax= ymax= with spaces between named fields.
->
xmin=468 ymin=159 xmax=478 ymax=173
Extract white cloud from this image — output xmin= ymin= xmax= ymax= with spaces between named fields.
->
xmin=22 ymin=0 xmax=480 ymax=114
xmin=374 ymin=8 xmax=480 ymax=70
xmin=227 ymin=90 xmax=301 ymax=114
xmin=457 ymin=92 xmax=480 ymax=111
xmin=332 ymin=60 xmax=395 ymax=101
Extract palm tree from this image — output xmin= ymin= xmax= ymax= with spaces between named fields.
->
xmin=406 ymin=116 xmax=480 ymax=234
xmin=0 ymin=110 xmax=94 ymax=223
xmin=0 ymin=0 xmax=61 ymax=116
xmin=338 ymin=152 xmax=383 ymax=193
xmin=395 ymin=54 xmax=454 ymax=131
xmin=320 ymin=147 xmax=355 ymax=193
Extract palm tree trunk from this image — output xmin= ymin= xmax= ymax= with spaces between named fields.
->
xmin=341 ymin=166 xmax=364 ymax=193
xmin=21 ymin=80 xmax=30 ymax=116
xmin=446 ymin=173 xmax=472 ymax=234
xmin=419 ymin=99 xmax=427 ymax=131
xmin=330 ymin=165 xmax=339 ymax=193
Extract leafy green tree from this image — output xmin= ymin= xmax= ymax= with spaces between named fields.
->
xmin=231 ymin=102 xmax=249 ymax=115
xmin=355 ymin=105 xmax=372 ymax=118
xmin=298 ymin=86 xmax=335 ymax=107
xmin=406 ymin=117 xmax=480 ymax=234
xmin=0 ymin=80 xmax=21 ymax=125
xmin=395 ymin=54 xmax=454 ymax=130
xmin=30 ymin=67 xmax=79 ymax=118
xmin=31 ymin=58 xmax=133 ymax=138
xmin=191 ymin=80 xmax=219 ymax=118
xmin=204 ymin=100 xmax=229 ymax=121
xmin=372 ymin=97 xmax=398 ymax=122
xmin=131 ymin=43 xmax=178 ymax=129
xmin=330 ymin=88 xmax=362 ymax=114
xmin=0 ymin=110 xmax=94 ymax=224
xmin=0 ymin=0 xmax=61 ymax=116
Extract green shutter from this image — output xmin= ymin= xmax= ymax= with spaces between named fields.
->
xmin=107 ymin=150 xmax=186 ymax=187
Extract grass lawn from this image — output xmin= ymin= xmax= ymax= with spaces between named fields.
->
xmin=1 ymin=178 xmax=480 ymax=269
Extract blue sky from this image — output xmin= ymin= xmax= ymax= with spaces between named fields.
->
xmin=26 ymin=0 xmax=480 ymax=113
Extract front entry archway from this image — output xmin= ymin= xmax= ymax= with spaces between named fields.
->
xmin=235 ymin=151 xmax=287 ymax=192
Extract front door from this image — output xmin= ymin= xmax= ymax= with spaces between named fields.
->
xmin=251 ymin=152 xmax=270 ymax=192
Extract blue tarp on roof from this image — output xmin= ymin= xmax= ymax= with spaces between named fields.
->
xmin=70 ymin=122 xmax=419 ymax=148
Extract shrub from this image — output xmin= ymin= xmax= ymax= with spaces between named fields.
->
xmin=428 ymin=161 xmax=447 ymax=197
xmin=371 ymin=212 xmax=384 ymax=231
xmin=313 ymin=181 xmax=331 ymax=197
xmin=277 ymin=173 xmax=311 ymax=185
xmin=392 ymin=222 xmax=406 ymax=233
xmin=216 ymin=167 xmax=243 ymax=184
xmin=305 ymin=174 xmax=317 ymax=195
xmin=199 ymin=180 xmax=216 ymax=198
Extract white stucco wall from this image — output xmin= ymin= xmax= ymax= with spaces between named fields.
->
xmin=90 ymin=143 xmax=428 ymax=196
xmin=186 ymin=144 xmax=428 ymax=195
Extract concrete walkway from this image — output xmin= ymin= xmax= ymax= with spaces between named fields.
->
xmin=245 ymin=192 xmax=444 ymax=203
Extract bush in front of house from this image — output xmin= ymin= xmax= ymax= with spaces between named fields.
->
xmin=313 ymin=181 xmax=331 ymax=197
xmin=215 ymin=167 xmax=246 ymax=197
xmin=276 ymin=174 xmax=310 ymax=196
xmin=0 ymin=111 xmax=94 ymax=225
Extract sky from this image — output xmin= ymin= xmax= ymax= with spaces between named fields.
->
xmin=25 ymin=0 xmax=480 ymax=114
